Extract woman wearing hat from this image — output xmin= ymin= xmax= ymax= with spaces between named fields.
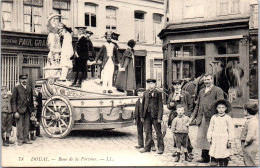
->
xmin=207 ymin=99 xmax=234 ymax=166
xmin=115 ymin=39 xmax=136 ymax=93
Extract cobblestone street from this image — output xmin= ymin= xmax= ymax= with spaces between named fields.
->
xmin=2 ymin=124 xmax=258 ymax=167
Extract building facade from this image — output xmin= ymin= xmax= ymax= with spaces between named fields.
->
xmin=1 ymin=0 xmax=164 ymax=91
xmin=159 ymin=0 xmax=258 ymax=116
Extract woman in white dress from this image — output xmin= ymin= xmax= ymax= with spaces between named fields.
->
xmin=59 ymin=24 xmax=73 ymax=81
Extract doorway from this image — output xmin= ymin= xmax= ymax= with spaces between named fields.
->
xmin=22 ymin=67 xmax=41 ymax=88
xmin=135 ymin=56 xmax=146 ymax=89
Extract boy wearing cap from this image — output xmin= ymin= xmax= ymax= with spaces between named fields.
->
xmin=241 ymin=102 xmax=259 ymax=166
xmin=11 ymin=74 xmax=34 ymax=146
xmin=29 ymin=84 xmax=43 ymax=140
xmin=1 ymin=86 xmax=15 ymax=146
xmin=34 ymin=84 xmax=43 ymax=137
xmin=95 ymin=31 xmax=119 ymax=94
xmin=140 ymin=79 xmax=164 ymax=154
xmin=167 ymin=79 xmax=194 ymax=159
xmin=134 ymin=88 xmax=155 ymax=151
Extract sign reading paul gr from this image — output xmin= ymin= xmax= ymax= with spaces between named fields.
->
xmin=1 ymin=35 xmax=47 ymax=48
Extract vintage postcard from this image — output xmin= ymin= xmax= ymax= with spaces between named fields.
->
xmin=1 ymin=0 xmax=259 ymax=167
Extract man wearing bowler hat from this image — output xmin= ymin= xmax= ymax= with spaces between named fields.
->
xmin=70 ymin=26 xmax=92 ymax=87
xmin=11 ymin=74 xmax=34 ymax=146
xmin=140 ymin=79 xmax=164 ymax=154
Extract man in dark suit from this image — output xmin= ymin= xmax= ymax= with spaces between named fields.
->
xmin=11 ymin=74 xmax=34 ymax=146
xmin=95 ymin=31 xmax=119 ymax=93
xmin=70 ymin=26 xmax=92 ymax=87
xmin=190 ymin=73 xmax=224 ymax=165
xmin=140 ymin=79 xmax=164 ymax=154
xmin=134 ymin=88 xmax=156 ymax=151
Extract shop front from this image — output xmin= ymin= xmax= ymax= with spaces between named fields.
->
xmin=159 ymin=17 xmax=251 ymax=117
xmin=1 ymin=30 xmax=49 ymax=91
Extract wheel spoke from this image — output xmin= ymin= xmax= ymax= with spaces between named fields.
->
xmin=47 ymin=121 xmax=54 ymax=127
xmin=46 ymin=106 xmax=55 ymax=114
xmin=58 ymin=121 xmax=63 ymax=134
xmin=61 ymin=114 xmax=70 ymax=118
xmin=60 ymin=119 xmax=68 ymax=128
xmin=60 ymin=106 xmax=68 ymax=114
xmin=53 ymin=101 xmax=58 ymax=111
xmin=44 ymin=115 xmax=51 ymax=120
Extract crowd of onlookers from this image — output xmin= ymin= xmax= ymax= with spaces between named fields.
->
xmin=133 ymin=73 xmax=259 ymax=167
xmin=2 ymin=72 xmax=259 ymax=167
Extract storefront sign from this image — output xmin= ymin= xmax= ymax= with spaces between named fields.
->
xmin=1 ymin=35 xmax=47 ymax=48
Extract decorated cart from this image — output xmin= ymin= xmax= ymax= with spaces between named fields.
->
xmin=38 ymin=69 xmax=138 ymax=138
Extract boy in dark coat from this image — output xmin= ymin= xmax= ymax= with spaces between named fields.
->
xmin=134 ymin=88 xmax=155 ymax=151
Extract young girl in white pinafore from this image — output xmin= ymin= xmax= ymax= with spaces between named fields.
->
xmin=207 ymin=99 xmax=235 ymax=167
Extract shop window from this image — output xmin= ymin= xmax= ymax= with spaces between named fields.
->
xmin=153 ymin=14 xmax=163 ymax=44
xmin=173 ymin=43 xmax=205 ymax=57
xmin=218 ymin=0 xmax=240 ymax=16
xmin=1 ymin=54 xmax=19 ymax=92
xmin=1 ymin=0 xmax=13 ymax=30
xmin=183 ymin=0 xmax=204 ymax=19
xmin=134 ymin=11 xmax=145 ymax=42
xmin=23 ymin=0 xmax=43 ymax=33
xmin=53 ymin=0 xmax=71 ymax=27
xmin=85 ymin=3 xmax=97 ymax=28
xmin=172 ymin=43 xmax=206 ymax=80
xmin=215 ymin=40 xmax=239 ymax=55
xmin=106 ymin=6 xmax=117 ymax=31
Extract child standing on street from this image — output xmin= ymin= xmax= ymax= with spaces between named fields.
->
xmin=171 ymin=104 xmax=192 ymax=162
xmin=134 ymin=88 xmax=156 ymax=151
xmin=1 ymin=86 xmax=15 ymax=146
xmin=207 ymin=99 xmax=234 ymax=167
xmin=240 ymin=102 xmax=259 ymax=166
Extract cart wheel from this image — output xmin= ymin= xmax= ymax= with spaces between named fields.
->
xmin=152 ymin=120 xmax=167 ymax=140
xmin=42 ymin=95 xmax=74 ymax=138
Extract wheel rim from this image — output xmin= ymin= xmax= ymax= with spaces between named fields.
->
xmin=42 ymin=96 xmax=73 ymax=138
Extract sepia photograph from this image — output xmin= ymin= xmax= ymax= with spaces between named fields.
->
xmin=1 ymin=0 xmax=259 ymax=167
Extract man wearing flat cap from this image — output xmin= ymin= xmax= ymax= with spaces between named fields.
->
xmin=95 ymin=31 xmax=119 ymax=93
xmin=134 ymin=88 xmax=156 ymax=151
xmin=167 ymin=79 xmax=194 ymax=161
xmin=11 ymin=74 xmax=34 ymax=146
xmin=140 ymin=79 xmax=164 ymax=154
xmin=70 ymin=26 xmax=93 ymax=87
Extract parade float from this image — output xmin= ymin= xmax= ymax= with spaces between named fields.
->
xmin=37 ymin=14 xmax=168 ymax=138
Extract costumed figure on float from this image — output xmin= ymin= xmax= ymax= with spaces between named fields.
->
xmin=58 ymin=23 xmax=73 ymax=81
xmin=115 ymin=39 xmax=136 ymax=95
xmin=46 ymin=13 xmax=62 ymax=67
xmin=94 ymin=31 xmax=119 ymax=93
